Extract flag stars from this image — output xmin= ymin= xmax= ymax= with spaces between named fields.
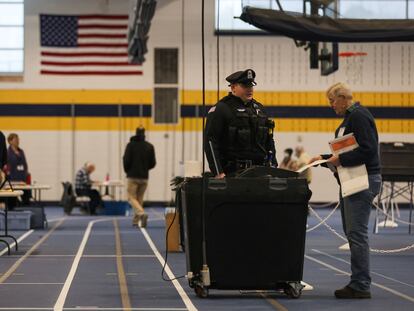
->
xmin=40 ymin=15 xmax=77 ymax=47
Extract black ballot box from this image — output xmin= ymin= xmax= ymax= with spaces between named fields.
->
xmin=380 ymin=142 xmax=414 ymax=181
xmin=180 ymin=168 xmax=312 ymax=297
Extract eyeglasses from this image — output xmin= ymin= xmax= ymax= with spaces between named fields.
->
xmin=328 ymin=94 xmax=345 ymax=103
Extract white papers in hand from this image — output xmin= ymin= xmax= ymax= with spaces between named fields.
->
xmin=328 ymin=133 xmax=369 ymax=197
xmin=337 ymin=165 xmax=369 ymax=197
xmin=296 ymin=159 xmax=328 ymax=173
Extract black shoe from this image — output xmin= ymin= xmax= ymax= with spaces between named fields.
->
xmin=334 ymin=286 xmax=371 ymax=299
xmin=140 ymin=214 xmax=148 ymax=228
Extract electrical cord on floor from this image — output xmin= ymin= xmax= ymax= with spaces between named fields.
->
xmin=161 ymin=206 xmax=186 ymax=282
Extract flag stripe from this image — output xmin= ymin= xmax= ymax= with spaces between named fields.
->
xmin=41 ymin=65 xmax=140 ymax=71
xmin=78 ymin=24 xmax=127 ymax=29
xmin=41 ymin=51 xmax=128 ymax=57
xmin=42 ymin=57 xmax=132 ymax=63
xmin=78 ymin=34 xmax=127 ymax=39
xmin=76 ymin=43 xmax=128 ymax=48
xmin=78 ymin=20 xmax=130 ymax=27
xmin=42 ymin=47 xmax=127 ymax=52
xmin=42 ymin=61 xmax=136 ymax=66
xmin=78 ymin=15 xmax=128 ymax=20
xmin=78 ymin=29 xmax=129 ymax=35
xmin=40 ymin=70 xmax=142 ymax=75
xmin=78 ymin=38 xmax=127 ymax=44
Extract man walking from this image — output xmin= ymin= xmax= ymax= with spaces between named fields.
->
xmin=123 ymin=127 xmax=156 ymax=228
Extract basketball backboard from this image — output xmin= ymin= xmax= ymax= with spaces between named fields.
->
xmin=304 ymin=0 xmax=339 ymax=75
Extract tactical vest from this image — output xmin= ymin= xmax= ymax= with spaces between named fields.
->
xmin=226 ymin=101 xmax=271 ymax=156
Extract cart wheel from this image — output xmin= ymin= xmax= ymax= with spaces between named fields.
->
xmin=284 ymin=282 xmax=302 ymax=299
xmin=194 ymin=285 xmax=209 ymax=298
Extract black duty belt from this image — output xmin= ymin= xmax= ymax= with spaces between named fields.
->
xmin=226 ymin=160 xmax=253 ymax=171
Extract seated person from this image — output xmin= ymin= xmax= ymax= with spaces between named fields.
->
xmin=295 ymin=146 xmax=312 ymax=184
xmin=75 ymin=162 xmax=102 ymax=215
xmin=279 ymin=148 xmax=298 ymax=171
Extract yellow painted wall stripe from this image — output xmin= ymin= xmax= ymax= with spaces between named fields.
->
xmin=1 ymin=116 xmax=413 ymax=133
xmin=1 ymin=89 xmax=414 ymax=106
xmin=0 ymin=90 xmax=151 ymax=104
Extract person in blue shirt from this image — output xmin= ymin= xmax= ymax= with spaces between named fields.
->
xmin=7 ymin=133 xmax=29 ymax=183
xmin=7 ymin=133 xmax=31 ymax=205
xmin=0 ymin=131 xmax=7 ymax=189
xmin=309 ymin=82 xmax=381 ymax=299
xmin=0 ymin=131 xmax=6 ymax=171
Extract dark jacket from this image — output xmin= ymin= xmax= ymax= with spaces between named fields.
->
xmin=0 ymin=131 xmax=6 ymax=168
xmin=205 ymin=93 xmax=277 ymax=175
xmin=7 ymin=146 xmax=29 ymax=181
xmin=322 ymin=102 xmax=380 ymax=176
xmin=336 ymin=102 xmax=380 ymax=175
xmin=123 ymin=134 xmax=156 ymax=179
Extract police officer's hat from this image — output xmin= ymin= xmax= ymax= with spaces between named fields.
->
xmin=226 ymin=69 xmax=257 ymax=86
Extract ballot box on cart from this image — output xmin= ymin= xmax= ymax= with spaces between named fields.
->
xmin=180 ymin=167 xmax=312 ymax=298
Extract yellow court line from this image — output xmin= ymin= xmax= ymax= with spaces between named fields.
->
xmin=113 ymin=219 xmax=132 ymax=311
xmin=0 ymin=219 xmax=65 ymax=284
xmin=259 ymin=292 xmax=289 ymax=311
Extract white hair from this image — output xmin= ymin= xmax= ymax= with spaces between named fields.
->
xmin=326 ymin=82 xmax=353 ymax=100
xmin=84 ymin=162 xmax=94 ymax=169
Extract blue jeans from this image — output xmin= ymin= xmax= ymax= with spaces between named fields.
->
xmin=339 ymin=174 xmax=382 ymax=291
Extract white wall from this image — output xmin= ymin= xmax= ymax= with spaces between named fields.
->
xmin=1 ymin=0 xmax=413 ymax=202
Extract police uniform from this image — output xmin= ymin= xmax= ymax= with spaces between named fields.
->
xmin=205 ymin=69 xmax=277 ymax=175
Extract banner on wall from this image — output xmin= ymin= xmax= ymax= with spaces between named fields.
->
xmin=39 ymin=14 xmax=143 ymax=76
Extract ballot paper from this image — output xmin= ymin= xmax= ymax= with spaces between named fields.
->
xmin=329 ymin=133 xmax=369 ymax=197
xmin=329 ymin=133 xmax=358 ymax=155
xmin=296 ymin=159 xmax=328 ymax=173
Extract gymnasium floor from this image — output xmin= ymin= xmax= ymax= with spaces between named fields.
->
xmin=0 ymin=206 xmax=413 ymax=311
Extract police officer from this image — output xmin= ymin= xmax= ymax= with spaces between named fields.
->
xmin=205 ymin=69 xmax=277 ymax=178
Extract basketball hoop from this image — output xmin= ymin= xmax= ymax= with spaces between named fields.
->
xmin=339 ymin=52 xmax=367 ymax=85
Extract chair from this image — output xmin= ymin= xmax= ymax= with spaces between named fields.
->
xmin=60 ymin=182 xmax=90 ymax=215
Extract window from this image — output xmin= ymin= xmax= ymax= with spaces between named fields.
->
xmin=215 ymin=0 xmax=412 ymax=33
xmin=154 ymin=88 xmax=178 ymax=124
xmin=339 ymin=0 xmax=408 ymax=19
xmin=408 ymin=0 xmax=414 ymax=18
xmin=154 ymin=49 xmax=178 ymax=84
xmin=0 ymin=0 xmax=24 ymax=74
xmin=153 ymin=48 xmax=179 ymax=124
xmin=216 ymin=0 xmax=303 ymax=32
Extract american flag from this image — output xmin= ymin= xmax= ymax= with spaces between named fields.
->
xmin=39 ymin=14 xmax=142 ymax=75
